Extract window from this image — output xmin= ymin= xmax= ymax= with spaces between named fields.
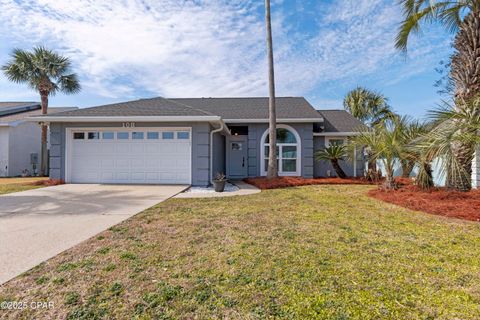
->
xmin=132 ymin=132 xmax=144 ymax=140
xmin=266 ymin=128 xmax=297 ymax=143
xmin=73 ymin=132 xmax=84 ymax=140
xmin=231 ymin=142 xmax=242 ymax=151
xmin=147 ymin=132 xmax=159 ymax=139
xmin=177 ymin=131 xmax=190 ymax=139
xmin=328 ymin=138 xmax=344 ymax=146
xmin=88 ymin=132 xmax=100 ymax=140
xmin=162 ymin=132 xmax=174 ymax=139
xmin=102 ymin=132 xmax=114 ymax=139
xmin=262 ymin=126 xmax=300 ymax=176
xmin=117 ymin=132 xmax=129 ymax=140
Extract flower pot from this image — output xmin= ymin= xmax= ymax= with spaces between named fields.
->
xmin=213 ymin=180 xmax=226 ymax=192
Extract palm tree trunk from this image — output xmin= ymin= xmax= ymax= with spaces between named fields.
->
xmin=447 ymin=9 xmax=480 ymax=191
xmin=265 ymin=0 xmax=278 ymax=179
xmin=331 ymin=159 xmax=347 ymax=179
xmin=40 ymin=93 xmax=48 ymax=176
xmin=446 ymin=141 xmax=474 ymax=191
xmin=401 ymin=160 xmax=414 ymax=178
xmin=417 ymin=161 xmax=434 ymax=190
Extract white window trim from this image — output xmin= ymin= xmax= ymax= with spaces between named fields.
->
xmin=260 ymin=124 xmax=301 ymax=176
xmin=325 ymin=136 xmax=346 ymax=147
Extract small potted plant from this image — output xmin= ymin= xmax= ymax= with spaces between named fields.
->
xmin=213 ymin=172 xmax=227 ymax=192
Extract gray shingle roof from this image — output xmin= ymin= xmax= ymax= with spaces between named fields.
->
xmin=169 ymin=97 xmax=321 ymax=119
xmin=0 ymin=107 xmax=77 ymax=124
xmin=46 ymin=97 xmax=219 ymax=117
xmin=317 ymin=110 xmax=366 ymax=132
xmin=0 ymin=102 xmax=38 ymax=109
xmin=45 ymin=97 xmax=321 ymax=120
xmin=0 ymin=102 xmax=40 ymax=117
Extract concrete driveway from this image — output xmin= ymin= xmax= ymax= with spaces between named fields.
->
xmin=0 ymin=184 xmax=187 ymax=285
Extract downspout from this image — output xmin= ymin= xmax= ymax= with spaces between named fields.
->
xmin=210 ymin=121 xmax=224 ymax=184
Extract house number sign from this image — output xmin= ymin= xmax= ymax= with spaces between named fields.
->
xmin=122 ymin=122 xmax=136 ymax=128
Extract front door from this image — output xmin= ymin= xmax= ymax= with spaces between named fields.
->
xmin=227 ymin=138 xmax=248 ymax=178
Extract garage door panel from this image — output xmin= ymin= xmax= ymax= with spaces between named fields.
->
xmin=116 ymin=159 xmax=130 ymax=168
xmin=69 ymin=128 xmax=191 ymax=184
xmin=131 ymin=159 xmax=145 ymax=167
xmin=101 ymin=159 xmax=114 ymax=167
xmin=131 ymin=144 xmax=145 ymax=153
xmin=145 ymin=159 xmax=159 ymax=168
xmin=146 ymin=145 xmax=158 ymax=153
xmin=115 ymin=144 xmax=129 ymax=154
xmin=100 ymin=144 xmax=115 ymax=154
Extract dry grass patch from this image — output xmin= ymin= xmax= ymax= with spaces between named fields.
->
xmin=0 ymin=177 xmax=49 ymax=195
xmin=1 ymin=185 xmax=480 ymax=319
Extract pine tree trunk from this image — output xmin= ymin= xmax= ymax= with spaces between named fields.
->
xmin=331 ymin=159 xmax=347 ymax=179
xmin=40 ymin=93 xmax=49 ymax=177
xmin=447 ymin=9 xmax=480 ymax=191
xmin=265 ymin=0 xmax=278 ymax=179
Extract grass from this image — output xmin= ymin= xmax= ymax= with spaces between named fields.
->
xmin=1 ymin=185 xmax=480 ymax=319
xmin=0 ymin=177 xmax=48 ymax=195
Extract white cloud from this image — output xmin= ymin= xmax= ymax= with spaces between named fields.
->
xmin=0 ymin=0 xmax=452 ymax=104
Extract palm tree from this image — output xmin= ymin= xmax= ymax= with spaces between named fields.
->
xmin=351 ymin=119 xmax=406 ymax=189
xmin=396 ymin=0 xmax=480 ymax=191
xmin=2 ymin=46 xmax=80 ymax=176
xmin=397 ymin=117 xmax=430 ymax=178
xmin=343 ymin=87 xmax=396 ymax=127
xmin=265 ymin=0 xmax=278 ymax=179
xmin=344 ymin=87 xmax=396 ymax=174
xmin=315 ymin=145 xmax=348 ymax=178
xmin=415 ymin=98 xmax=480 ymax=191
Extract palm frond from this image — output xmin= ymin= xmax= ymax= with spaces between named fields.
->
xmin=2 ymin=46 xmax=81 ymax=97
xmin=396 ymin=1 xmax=470 ymax=52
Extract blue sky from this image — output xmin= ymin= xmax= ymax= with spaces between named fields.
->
xmin=0 ymin=0 xmax=453 ymax=118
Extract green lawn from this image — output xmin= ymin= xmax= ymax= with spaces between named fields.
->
xmin=1 ymin=185 xmax=479 ymax=319
xmin=0 ymin=178 xmax=47 ymax=195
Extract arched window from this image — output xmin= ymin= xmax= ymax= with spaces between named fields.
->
xmin=261 ymin=125 xmax=301 ymax=176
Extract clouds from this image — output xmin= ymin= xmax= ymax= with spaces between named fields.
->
xmin=0 ymin=0 xmax=452 ymax=111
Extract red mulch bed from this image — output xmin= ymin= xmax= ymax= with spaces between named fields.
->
xmin=369 ymin=185 xmax=480 ymax=222
xmin=31 ymin=179 xmax=65 ymax=186
xmin=244 ymin=176 xmax=374 ymax=190
xmin=245 ymin=176 xmax=480 ymax=222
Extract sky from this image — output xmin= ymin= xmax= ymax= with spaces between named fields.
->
xmin=0 ymin=0 xmax=454 ymax=118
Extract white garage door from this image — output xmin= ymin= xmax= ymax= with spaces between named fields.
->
xmin=67 ymin=128 xmax=191 ymax=184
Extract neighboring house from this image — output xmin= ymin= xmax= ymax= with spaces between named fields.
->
xmin=30 ymin=97 xmax=366 ymax=186
xmin=0 ymin=102 xmax=77 ymax=177
xmin=472 ymin=147 xmax=479 ymax=188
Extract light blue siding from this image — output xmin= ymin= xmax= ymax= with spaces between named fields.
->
xmin=228 ymin=123 xmax=314 ymax=178
xmin=313 ymin=136 xmax=364 ymax=178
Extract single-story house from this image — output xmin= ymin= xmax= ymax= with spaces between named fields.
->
xmin=0 ymin=102 xmax=76 ymax=177
xmin=30 ymin=97 xmax=367 ymax=186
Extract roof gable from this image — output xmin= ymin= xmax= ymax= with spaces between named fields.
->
xmin=318 ymin=110 xmax=366 ymax=133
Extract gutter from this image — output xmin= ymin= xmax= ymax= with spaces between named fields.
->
xmin=313 ymin=132 xmax=361 ymax=137
xmin=224 ymin=117 xmax=324 ymax=123
xmin=26 ymin=115 xmax=222 ymax=123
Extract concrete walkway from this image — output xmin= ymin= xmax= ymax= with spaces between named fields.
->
xmin=0 ymin=184 xmax=187 ymax=285
xmin=174 ymin=181 xmax=260 ymax=198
